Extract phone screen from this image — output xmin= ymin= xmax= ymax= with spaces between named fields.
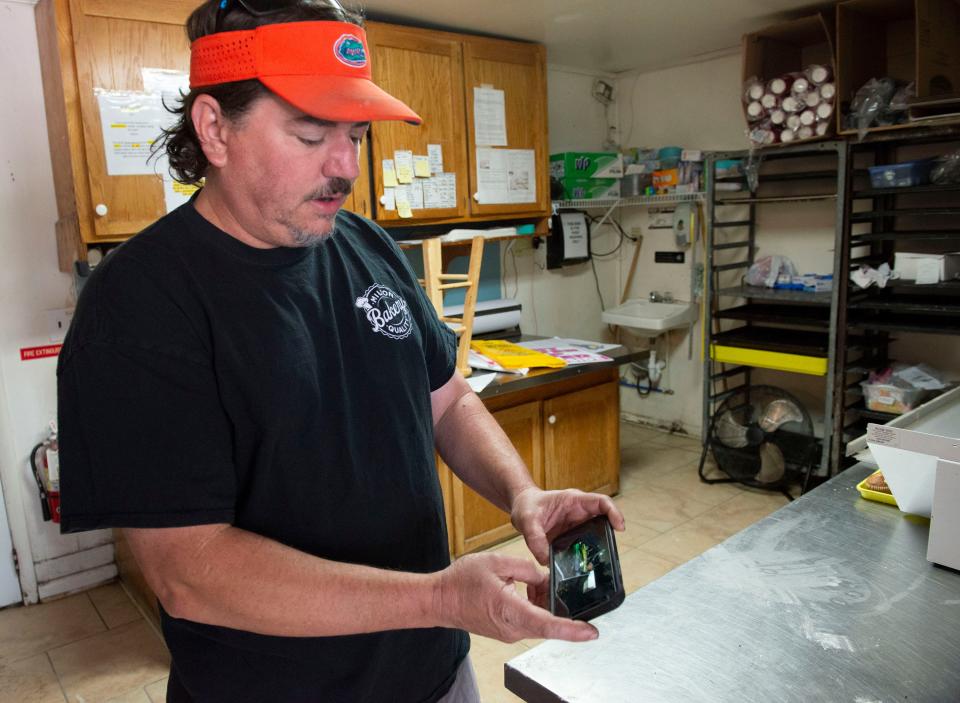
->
xmin=550 ymin=515 xmax=624 ymax=621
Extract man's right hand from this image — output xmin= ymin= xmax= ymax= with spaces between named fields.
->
xmin=434 ymin=552 xmax=599 ymax=643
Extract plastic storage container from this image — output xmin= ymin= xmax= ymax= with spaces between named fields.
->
xmin=861 ymin=381 xmax=925 ymax=415
xmin=868 ymin=159 xmax=935 ymax=188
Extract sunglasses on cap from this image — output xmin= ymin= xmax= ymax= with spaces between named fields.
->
xmin=215 ymin=0 xmax=348 ymax=33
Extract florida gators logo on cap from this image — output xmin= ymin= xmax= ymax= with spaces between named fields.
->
xmin=334 ymin=34 xmax=367 ymax=68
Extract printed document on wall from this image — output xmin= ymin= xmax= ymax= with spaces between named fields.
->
xmin=96 ymin=90 xmax=167 ymax=176
xmin=475 ymin=148 xmax=537 ymax=205
xmin=473 ymin=87 xmax=507 ymax=146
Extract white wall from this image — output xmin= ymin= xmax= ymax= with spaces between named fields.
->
xmin=504 ymin=65 xmax=622 ymax=342
xmin=0 ymin=0 xmax=116 ymax=604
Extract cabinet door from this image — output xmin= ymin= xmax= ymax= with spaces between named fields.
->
xmin=544 ymin=381 xmax=620 ymax=496
xmin=365 ymin=23 xmax=469 ymax=222
xmin=342 ymin=136 xmax=372 ymax=218
xmin=69 ymin=0 xmax=195 ymax=240
xmin=463 ymin=37 xmax=550 ymax=218
xmin=449 ymin=400 xmax=543 ymax=555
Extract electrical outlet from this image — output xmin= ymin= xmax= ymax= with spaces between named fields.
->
xmin=47 ymin=308 xmax=74 ymax=343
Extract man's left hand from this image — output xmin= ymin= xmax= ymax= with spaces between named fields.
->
xmin=510 ymin=487 xmax=625 ymax=565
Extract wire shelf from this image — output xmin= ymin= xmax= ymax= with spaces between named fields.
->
xmin=553 ymin=192 xmax=705 ymax=210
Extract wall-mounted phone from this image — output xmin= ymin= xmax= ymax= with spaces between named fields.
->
xmin=547 ymin=211 xmax=591 ymax=270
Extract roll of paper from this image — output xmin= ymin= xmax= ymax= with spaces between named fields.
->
xmin=805 ymin=90 xmax=821 ymax=108
xmin=768 ymin=77 xmax=789 ymax=96
xmin=815 ymin=121 xmax=830 ymax=136
xmin=747 ymin=101 xmax=765 ymax=120
xmin=770 ymin=109 xmax=786 ymax=126
xmin=780 ymin=128 xmax=796 ymax=143
xmin=819 ymin=82 xmax=836 ymax=101
xmin=786 ymin=114 xmax=802 ymax=131
xmin=800 ymin=109 xmax=816 ymax=126
xmin=791 ymin=77 xmax=810 ymax=95
xmin=816 ymin=102 xmax=834 ymax=120
xmin=798 ymin=126 xmax=814 ymax=140
xmin=761 ymin=93 xmax=778 ymax=110
xmin=808 ymin=65 xmax=831 ymax=85
xmin=782 ymin=95 xmax=802 ymax=113
xmin=747 ymin=82 xmax=765 ymax=101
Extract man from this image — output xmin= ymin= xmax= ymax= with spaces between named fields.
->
xmin=57 ymin=1 xmax=624 ymax=701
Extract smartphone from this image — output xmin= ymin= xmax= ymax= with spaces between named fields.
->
xmin=548 ymin=515 xmax=624 ymax=621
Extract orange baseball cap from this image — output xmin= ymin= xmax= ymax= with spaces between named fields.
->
xmin=190 ymin=21 xmax=422 ymax=125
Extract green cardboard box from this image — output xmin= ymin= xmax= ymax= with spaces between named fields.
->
xmin=551 ymin=152 xmax=624 ymax=179
xmin=559 ymin=178 xmax=620 ymax=200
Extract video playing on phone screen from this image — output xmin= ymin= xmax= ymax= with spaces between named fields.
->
xmin=550 ymin=517 xmax=622 ymax=620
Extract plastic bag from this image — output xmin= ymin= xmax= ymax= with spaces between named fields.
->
xmin=931 ymin=149 xmax=960 ymax=185
xmin=746 ymin=255 xmax=798 ymax=288
xmin=850 ymin=263 xmax=899 ymax=289
xmin=848 ymin=78 xmax=913 ymax=140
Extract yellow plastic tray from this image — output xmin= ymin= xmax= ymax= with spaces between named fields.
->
xmin=710 ymin=344 xmax=828 ymax=376
xmin=856 ymin=471 xmax=899 ymax=507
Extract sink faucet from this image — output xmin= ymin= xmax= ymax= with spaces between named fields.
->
xmin=649 ymin=291 xmax=661 ymax=302
xmin=649 ymin=291 xmax=674 ymax=303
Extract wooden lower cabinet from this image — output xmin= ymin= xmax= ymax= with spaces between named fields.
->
xmin=544 ymin=381 xmax=620 ymax=497
xmin=440 ymin=369 xmax=621 ymax=556
xmin=442 ymin=401 xmax=544 ymax=556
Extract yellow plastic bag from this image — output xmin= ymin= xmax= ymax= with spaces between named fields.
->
xmin=470 ymin=340 xmax=566 ymax=370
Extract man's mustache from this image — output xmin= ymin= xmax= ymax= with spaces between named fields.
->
xmin=307 ymin=178 xmax=353 ymax=200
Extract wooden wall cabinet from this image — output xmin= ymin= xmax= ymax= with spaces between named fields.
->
xmin=37 ymin=0 xmax=196 ymax=271
xmin=36 ymin=0 xmax=373 ymax=271
xmin=365 ymin=22 xmax=550 ymax=228
xmin=440 ymin=369 xmax=621 ymax=556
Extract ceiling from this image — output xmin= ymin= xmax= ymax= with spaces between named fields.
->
xmin=360 ymin=0 xmax=826 ymax=75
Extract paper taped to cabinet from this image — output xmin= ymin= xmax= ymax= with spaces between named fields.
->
xmin=475 ymin=148 xmax=536 ymax=205
xmin=96 ymin=90 xmax=167 ymax=176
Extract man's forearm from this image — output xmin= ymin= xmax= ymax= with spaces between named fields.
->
xmin=126 ymin=525 xmax=439 ymax=637
xmin=433 ymin=385 xmax=536 ymax=513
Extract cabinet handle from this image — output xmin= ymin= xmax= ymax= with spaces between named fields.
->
xmin=547 ymin=414 xmax=557 ymax=425
xmin=94 ymin=203 xmax=108 ymax=217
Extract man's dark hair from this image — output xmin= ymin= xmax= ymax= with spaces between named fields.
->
xmin=155 ymin=0 xmax=363 ymax=185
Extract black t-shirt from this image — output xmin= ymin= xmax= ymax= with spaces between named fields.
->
xmin=57 ymin=199 xmax=468 ymax=702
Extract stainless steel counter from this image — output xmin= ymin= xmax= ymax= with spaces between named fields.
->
xmin=506 ymin=465 xmax=960 ymax=702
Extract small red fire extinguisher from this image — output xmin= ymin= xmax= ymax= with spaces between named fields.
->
xmin=30 ymin=421 xmax=60 ymax=523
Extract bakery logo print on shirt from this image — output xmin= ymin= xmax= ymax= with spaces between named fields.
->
xmin=355 ymin=283 xmax=412 ymax=340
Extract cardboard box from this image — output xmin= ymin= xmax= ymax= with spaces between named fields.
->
xmin=837 ymin=0 xmax=960 ymax=136
xmin=550 ymin=152 xmax=624 ymax=179
xmin=741 ymin=13 xmax=836 ymax=144
xmin=558 ymin=178 xmax=620 ymax=200
xmin=894 ymin=251 xmax=960 ymax=282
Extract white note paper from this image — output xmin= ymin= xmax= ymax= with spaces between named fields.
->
xmin=394 ymin=150 xmax=414 ymax=183
xmin=428 ymin=143 xmax=444 ymax=174
xmin=473 ymin=87 xmax=507 ymax=146
xmin=380 ymin=187 xmax=396 ymax=211
xmin=423 ymin=173 xmax=457 ymax=210
xmin=408 ymin=179 xmax=425 ymax=210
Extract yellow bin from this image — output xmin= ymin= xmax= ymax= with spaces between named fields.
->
xmin=710 ymin=344 xmax=827 ymax=376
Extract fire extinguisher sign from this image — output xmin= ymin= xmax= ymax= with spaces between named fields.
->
xmin=20 ymin=344 xmax=62 ymax=361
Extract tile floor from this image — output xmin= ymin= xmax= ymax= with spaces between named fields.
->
xmin=0 ymin=423 xmax=789 ymax=703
